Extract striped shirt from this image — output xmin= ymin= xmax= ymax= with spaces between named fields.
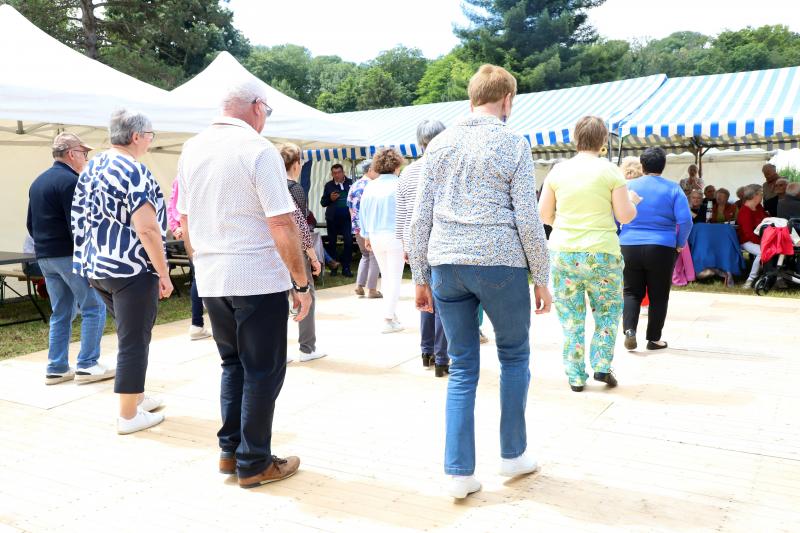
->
xmin=395 ymin=158 xmax=424 ymax=252
xmin=176 ymin=116 xmax=296 ymax=297
xmin=409 ymin=114 xmax=550 ymax=286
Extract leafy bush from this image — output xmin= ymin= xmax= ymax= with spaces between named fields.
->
xmin=778 ymin=167 xmax=800 ymax=183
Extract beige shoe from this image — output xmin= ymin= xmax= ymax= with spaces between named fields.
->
xmin=355 ymin=286 xmax=365 ymax=297
xmin=45 ymin=368 xmax=75 ymax=385
xmin=367 ymin=290 xmax=383 ymax=299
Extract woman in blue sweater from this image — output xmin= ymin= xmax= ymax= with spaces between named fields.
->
xmin=619 ymin=147 xmax=693 ymax=350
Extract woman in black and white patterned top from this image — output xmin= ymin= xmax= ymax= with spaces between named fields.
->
xmin=73 ymin=109 xmax=172 ymax=435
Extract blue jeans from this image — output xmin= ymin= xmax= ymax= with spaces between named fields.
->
xmin=431 ymin=264 xmax=531 ymax=475
xmin=38 ymin=256 xmax=106 ymax=374
xmin=420 ymin=303 xmax=448 ymax=366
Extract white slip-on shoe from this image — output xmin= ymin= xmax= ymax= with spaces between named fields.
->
xmin=500 ymin=452 xmax=539 ymax=477
xmin=138 ymin=395 xmax=163 ymax=412
xmin=75 ymin=363 xmax=116 ymax=384
xmin=117 ymin=409 xmax=165 ymax=435
xmin=45 ymin=367 xmax=75 ymax=385
xmin=298 ymin=350 xmax=327 ymax=362
xmin=447 ymin=475 xmax=482 ymax=499
xmin=382 ymin=321 xmax=404 ymax=334
xmin=189 ymin=325 xmax=212 ymax=340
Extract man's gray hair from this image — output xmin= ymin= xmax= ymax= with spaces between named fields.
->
xmin=416 ymin=120 xmax=446 ymax=150
xmin=742 ymin=183 xmax=764 ymax=201
xmin=109 ymin=109 xmax=152 ymax=146
xmin=221 ymin=79 xmax=268 ymax=112
xmin=786 ymin=182 xmax=800 ymax=197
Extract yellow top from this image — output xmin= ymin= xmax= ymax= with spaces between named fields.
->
xmin=545 ymin=153 xmax=627 ymax=256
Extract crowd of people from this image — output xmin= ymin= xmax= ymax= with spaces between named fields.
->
xmin=22 ymin=61 xmax=800 ymax=499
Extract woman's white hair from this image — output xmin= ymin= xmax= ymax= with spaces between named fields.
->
xmin=221 ymin=79 xmax=268 ymax=113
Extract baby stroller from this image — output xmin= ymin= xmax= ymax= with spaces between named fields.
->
xmin=753 ymin=217 xmax=800 ymax=296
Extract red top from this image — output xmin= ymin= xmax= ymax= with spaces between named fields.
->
xmin=736 ymin=203 xmax=766 ymax=244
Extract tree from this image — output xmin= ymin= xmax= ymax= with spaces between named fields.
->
xmin=368 ymin=46 xmax=429 ymax=106
xmin=455 ymin=0 xmax=606 ymax=91
xmin=2 ymin=0 xmax=250 ymax=88
xmin=704 ymin=25 xmax=800 ymax=73
xmin=627 ymin=32 xmax=712 ymax=77
xmin=415 ymin=51 xmax=475 ymax=104
xmin=355 ymin=67 xmax=410 ymax=110
xmin=245 ymin=45 xmax=314 ymax=103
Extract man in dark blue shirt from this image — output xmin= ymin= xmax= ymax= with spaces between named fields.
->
xmin=27 ymin=133 xmax=113 ymax=385
xmin=320 ymin=163 xmax=354 ymax=276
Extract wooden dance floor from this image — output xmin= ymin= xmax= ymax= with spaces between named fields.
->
xmin=1 ymin=281 xmax=798 ymax=532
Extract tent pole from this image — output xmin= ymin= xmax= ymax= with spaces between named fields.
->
xmin=15 ymin=121 xmax=24 ymax=135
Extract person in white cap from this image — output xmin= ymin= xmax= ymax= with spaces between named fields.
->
xmin=27 ymin=132 xmax=113 ymax=386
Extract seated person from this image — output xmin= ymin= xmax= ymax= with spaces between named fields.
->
xmin=777 ymin=182 xmax=800 ymax=220
xmin=703 ymin=184 xmax=716 ymax=200
xmin=688 ymin=189 xmax=706 ymax=223
xmin=711 ymin=188 xmax=737 ymax=223
xmin=737 ymin=184 xmax=767 ymax=288
xmin=734 ymin=186 xmax=745 ymax=210
xmin=764 ymin=178 xmax=788 ymax=217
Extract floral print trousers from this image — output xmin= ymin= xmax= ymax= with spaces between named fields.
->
xmin=551 ymin=251 xmax=624 ymax=386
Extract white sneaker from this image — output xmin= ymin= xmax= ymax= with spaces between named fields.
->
xmin=500 ymin=452 xmax=539 ymax=477
xmin=298 ymin=350 xmax=327 ymax=362
xmin=189 ymin=325 xmax=212 ymax=340
xmin=382 ymin=320 xmax=404 ymax=334
xmin=75 ymin=363 xmax=116 ymax=384
xmin=45 ymin=367 xmax=75 ymax=385
xmin=138 ymin=395 xmax=163 ymax=412
xmin=117 ymin=409 xmax=165 ymax=435
xmin=743 ymin=279 xmax=754 ymax=289
xmin=447 ymin=475 xmax=482 ymax=499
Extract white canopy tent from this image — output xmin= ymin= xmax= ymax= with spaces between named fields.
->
xmin=166 ymin=52 xmax=371 ymax=150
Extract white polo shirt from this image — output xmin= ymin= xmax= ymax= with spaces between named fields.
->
xmin=176 ymin=116 xmax=295 ymax=297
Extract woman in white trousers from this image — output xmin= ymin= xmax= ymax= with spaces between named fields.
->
xmin=359 ymin=148 xmax=407 ymax=333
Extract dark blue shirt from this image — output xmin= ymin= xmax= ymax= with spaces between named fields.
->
xmin=320 ymin=178 xmax=353 ymax=219
xmin=27 ymin=161 xmax=78 ymax=259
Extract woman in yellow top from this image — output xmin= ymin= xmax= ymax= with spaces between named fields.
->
xmin=539 ymin=116 xmax=640 ymax=392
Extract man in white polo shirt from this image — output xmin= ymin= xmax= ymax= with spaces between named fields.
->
xmin=177 ymin=79 xmax=311 ymax=489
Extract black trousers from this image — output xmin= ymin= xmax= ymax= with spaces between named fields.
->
xmin=621 ymin=245 xmax=677 ymax=342
xmin=90 ymin=273 xmax=159 ymax=394
xmin=325 ymin=210 xmax=353 ymax=273
xmin=204 ymin=292 xmax=288 ymax=478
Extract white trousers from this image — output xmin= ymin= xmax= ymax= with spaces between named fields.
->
xmin=742 ymin=241 xmax=762 ymax=281
xmin=369 ymin=233 xmax=405 ymax=321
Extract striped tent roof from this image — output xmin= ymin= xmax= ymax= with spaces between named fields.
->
xmin=303 ymin=74 xmax=667 ymax=161
xmin=619 ymin=66 xmax=800 ymax=153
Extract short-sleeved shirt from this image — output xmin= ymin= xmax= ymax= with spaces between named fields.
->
xmin=72 ymin=151 xmax=167 ymax=279
xmin=545 ymin=153 xmax=627 ymax=256
xmin=176 ymin=116 xmax=296 ymax=297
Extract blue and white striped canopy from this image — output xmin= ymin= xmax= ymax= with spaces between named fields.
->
xmin=303 ymin=74 xmax=667 ymax=161
xmin=619 ymin=66 xmax=800 ymax=152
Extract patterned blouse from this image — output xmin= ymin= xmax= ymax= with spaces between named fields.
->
xmin=346 ymin=176 xmax=370 ymax=234
xmin=72 ymin=151 xmax=167 ymax=279
xmin=409 ymin=115 xmax=550 ymax=286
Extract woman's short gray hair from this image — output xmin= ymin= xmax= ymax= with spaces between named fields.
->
xmin=221 ymin=79 xmax=268 ymax=112
xmin=742 ymin=184 xmax=764 ymax=201
xmin=416 ymin=120 xmax=446 ymax=150
xmin=109 ymin=109 xmax=152 ymax=146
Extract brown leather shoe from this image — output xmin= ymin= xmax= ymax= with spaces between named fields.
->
xmin=219 ymin=452 xmax=236 ymax=475
xmin=238 ymin=455 xmax=300 ymax=488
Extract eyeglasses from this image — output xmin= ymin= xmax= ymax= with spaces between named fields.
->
xmin=252 ymin=98 xmax=273 ymax=118
xmin=69 ymin=149 xmax=89 ymax=160
xmin=140 ymin=131 xmax=156 ymax=140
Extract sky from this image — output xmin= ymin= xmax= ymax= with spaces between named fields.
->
xmin=228 ymin=0 xmax=800 ymax=63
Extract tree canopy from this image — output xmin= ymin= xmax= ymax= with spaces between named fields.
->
xmin=4 ymin=0 xmax=800 ymax=111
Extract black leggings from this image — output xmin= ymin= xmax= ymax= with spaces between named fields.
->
xmin=621 ymin=245 xmax=677 ymax=342
xmin=90 ymin=273 xmax=159 ymax=394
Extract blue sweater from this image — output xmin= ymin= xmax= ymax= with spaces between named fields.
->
xmin=359 ymin=174 xmax=398 ymax=239
xmin=27 ymin=161 xmax=79 ymax=259
xmin=620 ymin=175 xmax=693 ymax=248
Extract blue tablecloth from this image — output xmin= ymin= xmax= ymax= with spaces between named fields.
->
xmin=687 ymin=223 xmax=745 ymax=275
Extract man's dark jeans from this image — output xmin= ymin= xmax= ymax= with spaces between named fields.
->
xmin=204 ymin=292 xmax=288 ymax=478
xmin=325 ymin=209 xmax=353 ymax=273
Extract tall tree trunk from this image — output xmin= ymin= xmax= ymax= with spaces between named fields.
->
xmin=78 ymin=0 xmax=99 ymax=59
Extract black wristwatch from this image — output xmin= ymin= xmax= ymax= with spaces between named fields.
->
xmin=292 ymin=280 xmax=310 ymax=293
